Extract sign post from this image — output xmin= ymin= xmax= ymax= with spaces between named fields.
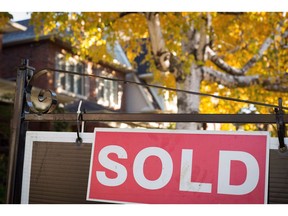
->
xmin=6 ymin=59 xmax=34 ymax=204
xmin=87 ymin=129 xmax=269 ymax=204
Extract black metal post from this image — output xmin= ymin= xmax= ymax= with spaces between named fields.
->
xmin=6 ymin=59 xmax=34 ymax=204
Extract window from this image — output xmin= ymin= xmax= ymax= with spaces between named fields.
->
xmin=96 ymin=76 xmax=122 ymax=109
xmin=55 ymin=53 xmax=87 ymax=97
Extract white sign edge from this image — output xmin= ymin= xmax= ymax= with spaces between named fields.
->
xmin=21 ymin=131 xmax=94 ymax=204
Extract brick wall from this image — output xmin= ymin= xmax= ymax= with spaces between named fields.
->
xmin=0 ymin=38 xmax=127 ymax=110
xmin=0 ymin=40 xmax=62 ymax=90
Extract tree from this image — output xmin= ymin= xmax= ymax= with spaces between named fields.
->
xmin=0 ymin=12 xmax=13 ymax=29
xmin=30 ymin=12 xmax=288 ymax=129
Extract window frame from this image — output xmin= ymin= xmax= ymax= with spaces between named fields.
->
xmin=55 ymin=53 xmax=88 ymax=98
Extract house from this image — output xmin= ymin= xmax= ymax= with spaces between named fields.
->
xmin=0 ymin=19 xmax=170 ymax=132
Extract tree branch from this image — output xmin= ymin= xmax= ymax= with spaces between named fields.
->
xmin=217 ymin=12 xmax=245 ymax=15
xmin=145 ymin=12 xmax=167 ymax=63
xmin=201 ymin=67 xmax=288 ymax=92
xmin=201 ymin=66 xmax=259 ymax=88
xmin=119 ymin=12 xmax=137 ymax=18
xmin=206 ymin=47 xmax=245 ymax=76
xmin=262 ymin=73 xmax=288 ymax=92
xmin=206 ymin=19 xmax=285 ymax=76
xmin=144 ymin=12 xmax=185 ymax=81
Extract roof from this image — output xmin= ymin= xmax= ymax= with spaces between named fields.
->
xmin=2 ymin=19 xmax=47 ymax=46
xmin=0 ymin=20 xmax=27 ymax=34
xmin=3 ymin=19 xmax=132 ymax=68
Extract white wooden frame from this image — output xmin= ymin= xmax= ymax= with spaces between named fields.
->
xmin=21 ymin=129 xmax=286 ymax=204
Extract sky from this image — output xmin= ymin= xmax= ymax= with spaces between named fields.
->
xmin=3 ymin=0 xmax=288 ymax=17
xmin=11 ymin=12 xmax=31 ymax=21
xmin=8 ymin=1 xmax=288 ymax=23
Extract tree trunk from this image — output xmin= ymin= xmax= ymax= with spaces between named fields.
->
xmin=176 ymin=63 xmax=202 ymax=130
xmin=145 ymin=13 xmax=206 ymax=130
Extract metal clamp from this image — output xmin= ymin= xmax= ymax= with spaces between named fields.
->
xmin=76 ymin=100 xmax=84 ymax=145
xmin=275 ymin=98 xmax=287 ymax=153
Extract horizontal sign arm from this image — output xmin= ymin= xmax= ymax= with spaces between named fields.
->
xmin=25 ymin=113 xmax=288 ymax=124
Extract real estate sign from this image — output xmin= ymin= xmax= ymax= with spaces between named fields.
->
xmin=87 ymin=129 xmax=269 ymax=204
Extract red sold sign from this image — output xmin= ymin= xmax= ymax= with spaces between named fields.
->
xmin=87 ymin=129 xmax=269 ymax=204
